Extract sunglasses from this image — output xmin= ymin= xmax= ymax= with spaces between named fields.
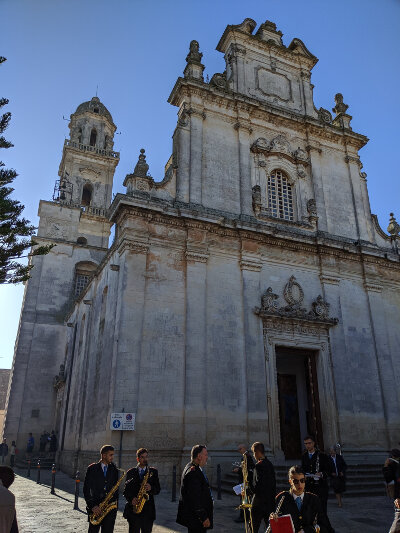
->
xmin=291 ymin=478 xmax=306 ymax=485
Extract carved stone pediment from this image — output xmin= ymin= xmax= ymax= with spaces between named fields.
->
xmin=251 ymin=135 xmax=309 ymax=166
xmin=255 ymin=276 xmax=338 ymax=326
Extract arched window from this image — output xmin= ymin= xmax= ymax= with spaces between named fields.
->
xmin=81 ymin=183 xmax=92 ymax=206
xmin=77 ymin=236 xmax=87 ymax=245
xmin=73 ymin=261 xmax=97 ymax=298
xmin=89 ymin=128 xmax=97 ymax=147
xmin=77 ymin=128 xmax=82 ymax=144
xmin=267 ymin=169 xmax=294 ymax=221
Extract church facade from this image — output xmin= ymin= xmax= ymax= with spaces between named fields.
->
xmin=4 ymin=19 xmax=400 ymax=483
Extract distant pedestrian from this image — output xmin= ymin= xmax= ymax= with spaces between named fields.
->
xmin=26 ymin=433 xmax=34 ymax=459
xmin=39 ymin=431 xmax=49 ymax=453
xmin=0 ymin=438 xmax=8 ymax=464
xmin=49 ymin=431 xmax=57 ymax=453
xmin=0 ymin=465 xmax=18 ymax=533
xmin=10 ymin=441 xmax=16 ymax=468
xmin=328 ymin=447 xmax=347 ymax=507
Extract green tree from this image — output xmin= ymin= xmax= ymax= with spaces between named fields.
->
xmin=0 ymin=56 xmax=53 ymax=284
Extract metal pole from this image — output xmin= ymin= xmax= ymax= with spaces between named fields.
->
xmin=51 ymin=464 xmax=56 ymax=494
xmin=217 ymin=464 xmax=222 ymax=500
xmin=171 ymin=464 xmax=177 ymax=502
xmin=74 ymin=471 xmax=80 ymax=510
xmin=27 ymin=459 xmax=31 ymax=478
xmin=118 ymin=407 xmax=125 ymax=469
xmin=36 ymin=459 xmax=41 ymax=484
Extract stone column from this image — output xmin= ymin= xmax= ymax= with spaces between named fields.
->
xmin=240 ymin=246 xmax=270 ymax=446
xmin=188 ymin=106 xmax=205 ymax=205
xmin=235 ymin=120 xmax=253 ymax=217
xmin=183 ymin=234 xmax=209 ymax=446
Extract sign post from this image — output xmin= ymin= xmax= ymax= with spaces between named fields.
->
xmin=110 ymin=411 xmax=135 ymax=468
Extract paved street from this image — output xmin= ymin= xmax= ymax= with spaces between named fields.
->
xmin=11 ymin=467 xmax=394 ymax=532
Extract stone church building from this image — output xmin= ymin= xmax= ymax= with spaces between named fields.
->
xmin=3 ymin=19 xmax=400 ymax=482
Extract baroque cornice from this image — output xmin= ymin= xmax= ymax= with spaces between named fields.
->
xmin=109 ymin=196 xmax=400 ymax=273
xmin=168 ymin=78 xmax=368 ymax=150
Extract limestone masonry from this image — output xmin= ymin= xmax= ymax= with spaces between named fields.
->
xmin=3 ymin=19 xmax=400 ymax=485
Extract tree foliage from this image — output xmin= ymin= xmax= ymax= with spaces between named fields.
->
xmin=0 ymin=56 xmax=53 ymax=284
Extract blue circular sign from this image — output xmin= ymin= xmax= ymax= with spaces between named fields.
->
xmin=113 ymin=419 xmax=121 ymax=428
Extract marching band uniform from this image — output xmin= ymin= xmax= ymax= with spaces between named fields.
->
xmin=83 ymin=461 xmax=119 ymax=533
xmin=249 ymin=456 xmax=276 ymax=532
xmin=301 ymin=450 xmax=330 ymax=514
xmin=273 ymin=490 xmax=331 ymax=533
xmin=123 ymin=465 xmax=160 ymax=533
xmin=176 ymin=462 xmax=213 ymax=532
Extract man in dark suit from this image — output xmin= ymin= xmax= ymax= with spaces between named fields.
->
xmin=83 ymin=444 xmax=120 ymax=533
xmin=249 ymin=441 xmax=276 ymax=532
xmin=270 ymin=465 xmax=333 ymax=533
xmin=176 ymin=444 xmax=213 ymax=532
xmin=301 ymin=436 xmax=331 ymax=515
xmin=123 ymin=447 xmax=161 ymax=533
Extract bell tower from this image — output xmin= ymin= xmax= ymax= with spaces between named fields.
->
xmin=3 ymin=97 xmax=119 ymax=449
xmin=49 ymin=96 xmax=119 ymax=247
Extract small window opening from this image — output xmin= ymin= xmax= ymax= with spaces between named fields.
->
xmin=89 ymin=128 xmax=97 ymax=147
xmin=93 ymin=108 xmax=99 ymax=113
xmin=81 ymin=183 xmax=92 ymax=206
xmin=77 ymin=237 xmax=87 ymax=245
xmin=78 ymin=128 xmax=82 ymax=143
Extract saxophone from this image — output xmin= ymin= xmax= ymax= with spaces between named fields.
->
xmin=133 ymin=469 xmax=153 ymax=514
xmin=89 ymin=468 xmax=126 ymax=526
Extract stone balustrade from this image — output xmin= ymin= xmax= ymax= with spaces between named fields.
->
xmin=64 ymin=139 xmax=120 ymax=159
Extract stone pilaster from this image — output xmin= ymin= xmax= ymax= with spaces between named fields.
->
xmin=183 ymin=242 xmax=209 ymax=446
xmin=175 ymin=108 xmax=190 ymax=203
xmin=188 ymin=106 xmax=205 ymax=204
xmin=235 ymin=120 xmax=253 ymax=217
xmin=240 ymin=249 xmax=269 ymax=446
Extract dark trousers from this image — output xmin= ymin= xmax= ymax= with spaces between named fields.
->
xmin=390 ymin=510 xmax=400 ymax=533
xmin=88 ymin=510 xmax=117 ymax=533
xmin=251 ymin=507 xmax=269 ymax=533
xmin=10 ymin=455 xmax=15 ymax=468
xmin=187 ymin=528 xmax=206 ymax=533
xmin=128 ymin=515 xmax=154 ymax=533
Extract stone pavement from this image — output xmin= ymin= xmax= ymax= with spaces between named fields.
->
xmin=11 ymin=467 xmax=394 ymax=532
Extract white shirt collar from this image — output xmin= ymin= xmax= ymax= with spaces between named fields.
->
xmin=292 ymin=491 xmax=305 ymax=501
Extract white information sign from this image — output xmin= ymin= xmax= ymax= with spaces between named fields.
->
xmin=110 ymin=412 xmax=135 ymax=431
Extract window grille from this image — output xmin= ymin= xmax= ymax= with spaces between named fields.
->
xmin=267 ymin=170 xmax=294 ymax=221
xmin=74 ymin=273 xmax=91 ymax=297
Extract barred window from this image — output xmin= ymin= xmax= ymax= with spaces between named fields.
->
xmin=267 ymin=170 xmax=294 ymax=221
xmin=73 ymin=261 xmax=97 ymax=298
xmin=74 ymin=274 xmax=91 ymax=297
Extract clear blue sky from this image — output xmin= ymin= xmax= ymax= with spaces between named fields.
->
xmin=1 ymin=0 xmax=399 ymax=369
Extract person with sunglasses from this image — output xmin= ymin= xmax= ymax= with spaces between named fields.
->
xmin=269 ymin=465 xmax=333 ymax=533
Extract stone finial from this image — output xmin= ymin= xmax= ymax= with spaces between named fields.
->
xmin=255 ymin=20 xmax=283 ymax=45
xmin=388 ymin=213 xmax=400 ymax=236
xmin=133 ymin=148 xmax=149 ymax=178
xmin=332 ymin=93 xmax=352 ymax=130
xmin=184 ymin=40 xmax=205 ymax=81
xmin=123 ymin=148 xmax=153 ymax=194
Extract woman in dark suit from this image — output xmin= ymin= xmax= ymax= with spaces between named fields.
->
xmin=328 ymin=447 xmax=347 ymax=507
